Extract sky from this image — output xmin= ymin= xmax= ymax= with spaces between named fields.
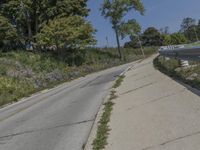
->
xmin=87 ymin=0 xmax=200 ymax=47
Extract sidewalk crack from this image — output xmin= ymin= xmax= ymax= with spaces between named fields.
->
xmin=142 ymin=130 xmax=200 ymax=150
xmin=127 ymin=88 xmax=186 ymax=111
xmin=121 ymin=81 xmax=157 ymax=95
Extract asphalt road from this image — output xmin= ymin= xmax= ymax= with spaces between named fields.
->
xmin=0 ymin=63 xmax=132 ymax=150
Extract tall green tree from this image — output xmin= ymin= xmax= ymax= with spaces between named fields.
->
xmin=170 ymin=32 xmax=187 ymax=45
xmin=180 ymin=17 xmax=196 ymax=32
xmin=119 ymin=19 xmax=141 ymax=39
xmin=161 ymin=34 xmax=171 ymax=46
xmin=0 ymin=0 xmax=89 ymax=40
xmin=197 ymin=20 xmax=200 ymax=39
xmin=119 ymin=19 xmax=145 ymax=57
xmin=0 ymin=15 xmax=18 ymax=48
xmin=101 ymin=0 xmax=144 ymax=60
xmin=36 ymin=16 xmax=95 ymax=52
xmin=142 ymin=27 xmax=162 ymax=46
xmin=180 ymin=17 xmax=198 ymax=42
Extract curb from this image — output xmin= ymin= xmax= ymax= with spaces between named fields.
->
xmin=84 ymin=63 xmax=135 ymax=150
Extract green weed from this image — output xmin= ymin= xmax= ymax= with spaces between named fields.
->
xmin=92 ymin=75 xmax=125 ymax=150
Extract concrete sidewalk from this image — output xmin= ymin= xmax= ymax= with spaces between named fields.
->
xmin=106 ymin=55 xmax=200 ymax=150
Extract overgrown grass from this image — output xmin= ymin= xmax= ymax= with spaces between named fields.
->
xmin=92 ymin=75 xmax=125 ymax=150
xmin=154 ymin=55 xmax=200 ymax=89
xmin=184 ymin=41 xmax=200 ymax=48
xmin=0 ymin=47 xmax=156 ymax=107
xmin=0 ymin=77 xmax=34 ymax=105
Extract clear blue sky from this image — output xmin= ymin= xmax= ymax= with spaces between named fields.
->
xmin=87 ymin=0 xmax=200 ymax=47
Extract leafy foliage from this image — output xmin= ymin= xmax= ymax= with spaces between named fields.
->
xmin=170 ymin=32 xmax=188 ymax=45
xmin=0 ymin=15 xmax=18 ymax=45
xmin=0 ymin=0 xmax=89 ymax=37
xmin=101 ymin=0 xmax=144 ymax=59
xmin=180 ymin=17 xmax=196 ymax=32
xmin=124 ymin=36 xmax=140 ymax=48
xmin=119 ymin=19 xmax=141 ymax=39
xmin=161 ymin=34 xmax=171 ymax=46
xmin=0 ymin=0 xmax=94 ymax=52
xmin=180 ymin=17 xmax=199 ymax=42
xmin=36 ymin=16 xmax=95 ymax=50
xmin=125 ymin=23 xmax=190 ymax=48
xmin=142 ymin=27 xmax=162 ymax=46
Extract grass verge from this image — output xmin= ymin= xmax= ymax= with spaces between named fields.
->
xmin=153 ymin=55 xmax=200 ymax=90
xmin=92 ymin=75 xmax=125 ymax=150
xmin=0 ymin=46 xmax=156 ymax=107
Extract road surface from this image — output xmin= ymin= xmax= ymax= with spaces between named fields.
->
xmin=0 ymin=63 xmax=132 ymax=150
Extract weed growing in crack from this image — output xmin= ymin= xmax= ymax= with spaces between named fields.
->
xmin=112 ymin=75 xmax=125 ymax=88
xmin=92 ymin=75 xmax=125 ymax=150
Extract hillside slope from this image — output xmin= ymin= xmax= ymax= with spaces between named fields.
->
xmin=0 ymin=47 xmax=156 ymax=106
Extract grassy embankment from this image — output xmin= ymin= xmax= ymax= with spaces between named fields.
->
xmin=0 ymin=47 xmax=157 ymax=106
xmin=184 ymin=41 xmax=200 ymax=48
xmin=154 ymin=55 xmax=200 ymax=89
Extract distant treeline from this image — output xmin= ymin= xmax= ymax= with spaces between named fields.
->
xmin=124 ymin=17 xmax=200 ymax=48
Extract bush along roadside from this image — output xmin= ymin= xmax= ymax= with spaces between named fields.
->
xmin=92 ymin=75 xmax=125 ymax=150
xmin=153 ymin=55 xmax=200 ymax=90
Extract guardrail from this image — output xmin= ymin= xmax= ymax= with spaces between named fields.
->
xmin=159 ymin=45 xmax=200 ymax=61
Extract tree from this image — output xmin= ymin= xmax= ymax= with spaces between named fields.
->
xmin=185 ymin=25 xmax=199 ymax=42
xmin=180 ymin=17 xmax=198 ymax=42
xmin=197 ymin=20 xmax=200 ymax=39
xmin=170 ymin=32 xmax=187 ymax=45
xmin=119 ymin=19 xmax=141 ymax=38
xmin=160 ymin=26 xmax=169 ymax=35
xmin=0 ymin=0 xmax=89 ymax=41
xmin=36 ymin=16 xmax=95 ymax=53
xmin=0 ymin=15 xmax=18 ymax=49
xmin=101 ymin=0 xmax=144 ymax=60
xmin=161 ymin=34 xmax=171 ymax=46
xmin=181 ymin=17 xmax=196 ymax=32
xmin=119 ymin=19 xmax=144 ymax=57
xmin=0 ymin=0 xmax=95 ymax=55
xmin=124 ymin=39 xmax=139 ymax=48
xmin=142 ymin=27 xmax=162 ymax=46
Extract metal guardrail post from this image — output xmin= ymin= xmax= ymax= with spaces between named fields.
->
xmin=180 ymin=60 xmax=189 ymax=67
